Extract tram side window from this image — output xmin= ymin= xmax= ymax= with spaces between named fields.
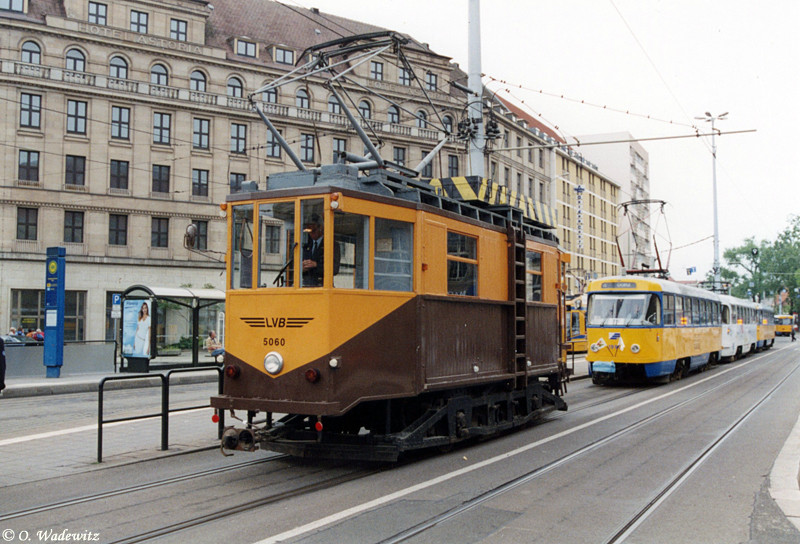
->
xmin=231 ymin=204 xmax=254 ymax=289
xmin=675 ymin=296 xmax=685 ymax=325
xmin=333 ymin=211 xmax=368 ymax=289
xmin=663 ymin=294 xmax=675 ymax=326
xmin=447 ymin=231 xmax=477 ymax=296
xmin=722 ymin=304 xmax=730 ymax=324
xmin=713 ymin=302 xmax=720 ymax=325
xmin=258 ymin=202 xmax=295 ymax=288
xmin=525 ymin=250 xmax=543 ymax=302
xmin=375 ymin=218 xmax=413 ymax=292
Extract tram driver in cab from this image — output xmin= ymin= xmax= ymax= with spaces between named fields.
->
xmin=302 ymin=213 xmax=339 ymax=287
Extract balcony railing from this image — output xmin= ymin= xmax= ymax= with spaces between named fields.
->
xmin=1 ymin=59 xmax=442 ymax=141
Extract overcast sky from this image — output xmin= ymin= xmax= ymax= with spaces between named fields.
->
xmin=289 ymin=0 xmax=799 ymax=284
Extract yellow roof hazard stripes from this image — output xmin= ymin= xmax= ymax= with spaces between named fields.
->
xmin=429 ymin=176 xmax=557 ymax=228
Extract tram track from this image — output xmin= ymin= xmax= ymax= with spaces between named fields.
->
xmin=380 ymin=354 xmax=780 ymax=544
xmin=106 ymin=465 xmax=385 ymax=544
xmin=604 ymin=359 xmax=800 ymax=543
xmin=0 ymin=455 xmax=286 ymax=522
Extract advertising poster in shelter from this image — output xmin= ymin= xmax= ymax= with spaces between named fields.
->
xmin=121 ymin=298 xmax=153 ymax=358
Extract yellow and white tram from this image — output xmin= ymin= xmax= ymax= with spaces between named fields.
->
xmin=586 ymin=277 xmax=721 ymax=384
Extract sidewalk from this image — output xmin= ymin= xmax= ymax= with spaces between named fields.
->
xmin=1 ymin=368 xmax=221 ymax=398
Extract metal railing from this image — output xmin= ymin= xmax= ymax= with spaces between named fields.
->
xmin=97 ymin=367 xmax=224 ymax=462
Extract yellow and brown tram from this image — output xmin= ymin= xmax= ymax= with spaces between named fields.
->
xmin=211 ymin=170 xmax=568 ymax=460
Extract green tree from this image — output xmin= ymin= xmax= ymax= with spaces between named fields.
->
xmin=721 ymin=216 xmax=800 ymax=310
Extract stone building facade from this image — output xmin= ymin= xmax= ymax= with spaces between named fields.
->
xmin=0 ymin=0 xmax=619 ymax=340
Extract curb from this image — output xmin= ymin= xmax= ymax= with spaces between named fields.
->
xmin=1 ymin=372 xmax=219 ymax=398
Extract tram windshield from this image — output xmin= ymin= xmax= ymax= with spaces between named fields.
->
xmin=587 ymin=293 xmax=661 ymax=326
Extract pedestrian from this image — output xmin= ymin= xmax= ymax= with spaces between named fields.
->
xmin=792 ymin=325 xmax=796 ymax=342
xmin=0 ymin=335 xmax=6 ymax=393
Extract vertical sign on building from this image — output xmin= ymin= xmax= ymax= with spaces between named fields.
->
xmin=44 ymin=247 xmax=66 ymax=378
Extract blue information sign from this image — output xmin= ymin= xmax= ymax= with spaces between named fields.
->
xmin=44 ymin=247 xmax=66 ymax=378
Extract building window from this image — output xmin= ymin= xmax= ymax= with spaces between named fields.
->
xmin=1 ymin=0 xmax=24 ymax=12
xmin=109 ymin=56 xmax=128 ymax=79
xmin=109 ymin=214 xmax=127 ymax=246
xmin=393 ymin=146 xmax=406 ymax=166
xmin=64 ymin=211 xmax=84 ymax=243
xmin=539 ymin=149 xmax=545 ymax=169
xmin=170 ymin=19 xmax=187 ymax=41
xmin=420 ymin=150 xmax=433 ymax=178
xmin=443 ymin=115 xmax=453 ymax=135
xmin=16 ymin=207 xmax=37 ymax=240
xmin=111 ymin=106 xmax=130 ymax=140
xmin=65 ymin=49 xmax=86 ymax=72
xmin=300 ymin=133 xmax=315 ymax=163
xmin=152 ymin=165 xmax=170 ymax=193
xmin=21 ymin=41 xmax=40 ymax=64
xmin=237 ymin=39 xmax=256 ymax=57
xmin=262 ymin=87 xmax=277 ymax=103
xmin=416 ymin=110 xmax=428 ymax=129
xmin=18 ymin=150 xmax=39 ymax=181
xmin=275 ymin=47 xmax=294 ymax=65
xmin=130 ymin=10 xmax=148 ymax=33
xmin=230 ymin=123 xmax=247 ymax=154
xmin=110 ymin=159 xmax=128 ymax=190
xmin=10 ymin=290 xmax=86 ymax=341
xmin=67 ymin=100 xmax=87 ymax=134
xmin=151 ymin=217 xmax=169 ymax=247
xmin=425 ymin=72 xmax=438 ymax=91
xmin=229 ymin=172 xmax=246 ymax=193
xmin=358 ymin=100 xmax=371 ymax=119
xmin=193 ymin=118 xmax=210 ymax=149
xmin=192 ymin=220 xmax=208 ymax=250
xmin=327 ymin=95 xmax=340 ymax=114
xmin=153 ymin=112 xmax=171 ymax=145
xmin=266 ymin=129 xmax=281 ymax=158
xmin=20 ymin=93 xmax=41 ymax=129
xmin=65 ymin=155 xmax=86 ymax=186
xmin=88 ymin=2 xmax=107 ymax=24
xmin=387 ymin=105 xmax=400 ymax=124
xmin=227 ymin=77 xmax=244 ymax=97
xmin=447 ymin=232 xmax=477 ymax=296
xmin=192 ymin=169 xmax=209 ymax=197
xmin=150 ymin=64 xmax=168 ymax=86
xmin=295 ymin=88 xmax=309 ymax=109
xmin=448 ymin=155 xmax=459 ymax=177
xmin=333 ymin=137 xmax=346 ymax=163
xmin=370 ymin=61 xmax=383 ymax=80
xmin=190 ymin=70 xmax=206 ymax=92
xmin=398 ymin=67 xmax=411 ymax=86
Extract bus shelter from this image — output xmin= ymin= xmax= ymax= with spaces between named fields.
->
xmin=120 ymin=285 xmax=225 ymax=372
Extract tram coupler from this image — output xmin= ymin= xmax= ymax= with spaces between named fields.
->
xmin=220 ymin=427 xmax=258 ymax=453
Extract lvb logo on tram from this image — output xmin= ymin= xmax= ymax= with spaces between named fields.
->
xmin=240 ymin=317 xmax=314 ymax=329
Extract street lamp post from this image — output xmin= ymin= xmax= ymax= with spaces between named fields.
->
xmin=695 ymin=111 xmax=728 ymax=290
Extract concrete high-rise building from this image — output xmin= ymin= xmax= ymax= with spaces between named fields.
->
xmin=577 ymin=132 xmax=652 ymax=271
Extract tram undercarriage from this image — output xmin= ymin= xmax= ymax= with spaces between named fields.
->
xmin=220 ymin=378 xmax=566 ymax=462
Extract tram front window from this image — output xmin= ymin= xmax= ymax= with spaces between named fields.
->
xmin=301 ymin=199 xmax=326 ymax=287
xmin=258 ymin=202 xmax=295 ymax=288
xmin=587 ymin=293 xmax=661 ymax=326
xmin=231 ymin=204 xmax=254 ymax=289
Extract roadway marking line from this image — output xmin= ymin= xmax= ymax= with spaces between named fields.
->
xmin=256 ymin=344 xmax=794 ymax=544
xmin=0 ymin=408 xmax=210 ymax=447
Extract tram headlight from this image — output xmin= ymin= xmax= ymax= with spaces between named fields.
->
xmin=263 ymin=351 xmax=284 ymax=375
xmin=631 ymin=344 xmax=641 ymax=354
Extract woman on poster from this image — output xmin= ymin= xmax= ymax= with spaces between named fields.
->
xmin=133 ymin=302 xmax=151 ymax=356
